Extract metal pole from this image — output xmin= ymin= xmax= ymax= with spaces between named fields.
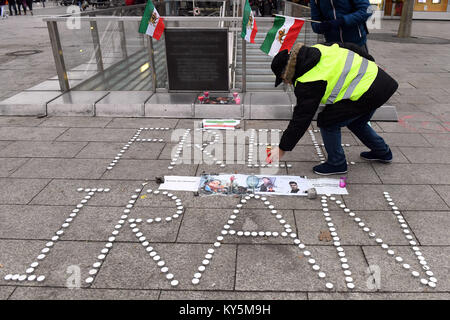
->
xmin=241 ymin=38 xmax=246 ymax=93
xmin=118 ymin=21 xmax=128 ymax=59
xmin=89 ymin=15 xmax=104 ymax=73
xmin=47 ymin=21 xmax=70 ymax=92
xmin=147 ymin=36 xmax=157 ymax=92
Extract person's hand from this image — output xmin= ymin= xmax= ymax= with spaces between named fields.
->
xmin=329 ymin=17 xmax=345 ymax=29
xmin=317 ymin=21 xmax=331 ymax=34
xmin=266 ymin=147 xmax=285 ymax=164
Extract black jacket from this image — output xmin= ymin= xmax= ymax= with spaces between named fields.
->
xmin=279 ymin=43 xmax=398 ymax=152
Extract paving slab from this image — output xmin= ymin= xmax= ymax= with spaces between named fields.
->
xmin=294 ymin=209 xmax=416 ymax=246
xmin=399 ymin=147 xmax=450 ymax=164
xmin=343 ymin=184 xmax=448 ymax=211
xmin=372 ymin=163 xmax=450 ymax=184
xmin=25 ymin=80 xmax=80 ymax=92
xmin=309 ymin=292 xmax=450 ymax=300
xmin=76 ymin=142 xmax=165 ymax=160
xmin=0 ymin=126 xmax=67 ymax=141
xmin=178 ymin=208 xmax=295 ymax=245
xmin=9 ymin=287 xmax=160 ymax=300
xmin=0 ymin=141 xmax=13 ymax=152
xmin=56 ymin=128 xmax=137 ymax=142
xmin=11 ymin=158 xmax=108 ymax=179
xmin=282 ymin=145 xmax=323 ymax=162
xmin=287 ymin=162 xmax=382 ymax=184
xmin=377 ymin=121 xmax=445 ymax=133
xmin=47 ymin=91 xmax=109 ymax=116
xmin=235 ymin=245 xmax=369 ymax=292
xmin=30 ymin=179 xmax=145 ymax=207
xmin=0 ymin=287 xmax=15 ymax=300
xmin=105 ymin=118 xmax=179 ymax=129
xmin=160 ymin=290 xmax=307 ymax=300
xmin=0 ymin=205 xmax=73 ymax=240
xmin=432 ymin=185 xmax=450 ymax=208
xmin=39 ymin=116 xmax=113 ymax=128
xmin=92 ymin=243 xmax=236 ymax=290
xmin=0 ymin=117 xmax=46 ymax=127
xmin=245 ymin=120 xmax=291 ymax=130
xmin=1 ymin=141 xmax=87 ymax=158
xmin=0 ymin=158 xmax=29 ymax=177
xmin=362 ymin=246 xmax=450 ymax=292
xmin=101 ymin=160 xmax=197 ymax=180
xmin=422 ymin=133 xmax=450 ymax=147
xmin=402 ymin=211 xmax=450 ymax=246
xmin=0 ymin=178 xmax=50 ymax=205
xmin=377 ymin=133 xmax=432 ymax=147
xmin=196 ymin=164 xmax=289 ymax=177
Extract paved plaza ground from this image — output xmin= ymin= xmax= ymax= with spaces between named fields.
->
xmin=0 ymin=10 xmax=449 ymax=300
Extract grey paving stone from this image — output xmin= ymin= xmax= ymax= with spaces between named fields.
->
xmin=175 ymin=119 xmax=203 ymax=129
xmin=235 ymin=245 xmax=369 ymax=292
xmin=345 ymin=146 xmax=409 ymax=163
xmin=1 ymin=141 xmax=87 ymax=158
xmin=432 ymin=185 xmax=450 ymax=208
xmin=0 ymin=141 xmax=12 ymax=152
xmin=178 ymin=208 xmax=295 ymax=244
xmin=0 ymin=205 xmax=72 ymax=240
xmin=56 ymin=128 xmax=137 ymax=142
xmin=160 ymin=290 xmax=307 ymax=300
xmin=0 ymin=287 xmax=15 ymax=300
xmin=11 ymin=158 xmax=108 ymax=179
xmin=119 ymin=207 xmax=182 ymax=243
xmin=30 ymin=179 xmax=146 ymax=207
xmin=402 ymin=211 xmax=450 ymax=245
xmin=343 ymin=184 xmax=448 ymax=211
xmin=101 ymin=160 xmax=197 ymax=180
xmin=309 ymin=292 xmax=450 ymax=300
xmin=196 ymin=164 xmax=289 ymax=177
xmin=377 ymin=133 xmax=432 ymax=147
xmin=0 ymin=158 xmax=29 ymax=177
xmin=362 ymin=246 xmax=450 ymax=292
xmin=76 ymin=142 xmax=165 ymax=160
xmin=373 ymin=163 xmax=450 ymax=184
xmin=294 ymin=209 xmax=416 ymax=246
xmin=9 ymin=287 xmax=160 ymax=300
xmin=422 ymin=133 xmax=450 ymax=147
xmin=0 ymin=178 xmax=50 ymax=204
xmin=287 ymin=162 xmax=382 ymax=184
xmin=0 ymin=127 xmax=67 ymax=141
xmin=92 ymin=243 xmax=236 ymax=290
xmin=245 ymin=120 xmax=291 ymax=130
xmin=0 ymin=117 xmax=45 ymax=127
xmin=377 ymin=121 xmax=445 ymax=133
xmin=105 ymin=118 xmax=179 ymax=129
xmin=39 ymin=117 xmax=113 ymax=128
xmin=282 ymin=145 xmax=323 ymax=162
xmin=0 ymin=239 xmax=49 ymax=284
xmin=399 ymin=147 xmax=450 ymax=164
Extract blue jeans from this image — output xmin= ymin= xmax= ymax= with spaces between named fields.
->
xmin=319 ymin=110 xmax=390 ymax=166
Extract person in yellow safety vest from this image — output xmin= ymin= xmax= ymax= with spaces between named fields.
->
xmin=267 ymin=42 xmax=398 ymax=175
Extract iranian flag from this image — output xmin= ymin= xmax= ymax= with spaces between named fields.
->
xmin=241 ymin=0 xmax=257 ymax=43
xmin=138 ymin=0 xmax=165 ymax=40
xmin=260 ymin=15 xmax=305 ymax=57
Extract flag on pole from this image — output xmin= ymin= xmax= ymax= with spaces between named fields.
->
xmin=260 ymin=15 xmax=305 ymax=57
xmin=241 ymin=0 xmax=258 ymax=43
xmin=138 ymin=0 xmax=165 ymax=40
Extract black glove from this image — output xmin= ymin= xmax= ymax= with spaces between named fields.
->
xmin=317 ymin=18 xmax=345 ymax=34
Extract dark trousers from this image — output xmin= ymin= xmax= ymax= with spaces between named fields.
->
xmin=17 ymin=0 xmax=26 ymax=14
xmin=25 ymin=0 xmax=32 ymax=11
xmin=9 ymin=0 xmax=18 ymax=15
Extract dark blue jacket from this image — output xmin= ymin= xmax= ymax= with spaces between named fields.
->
xmin=310 ymin=0 xmax=372 ymax=47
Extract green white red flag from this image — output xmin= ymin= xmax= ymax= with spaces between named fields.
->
xmin=138 ymin=0 xmax=165 ymax=40
xmin=241 ymin=0 xmax=258 ymax=43
xmin=260 ymin=15 xmax=305 ymax=56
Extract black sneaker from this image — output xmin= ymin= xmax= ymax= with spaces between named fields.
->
xmin=360 ymin=149 xmax=393 ymax=163
xmin=313 ymin=162 xmax=348 ymax=175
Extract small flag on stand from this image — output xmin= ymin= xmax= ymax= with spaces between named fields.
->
xmin=138 ymin=0 xmax=165 ymax=40
xmin=260 ymin=15 xmax=305 ymax=57
xmin=241 ymin=0 xmax=258 ymax=43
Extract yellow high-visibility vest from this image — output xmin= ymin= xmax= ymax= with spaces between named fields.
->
xmin=295 ymin=44 xmax=378 ymax=105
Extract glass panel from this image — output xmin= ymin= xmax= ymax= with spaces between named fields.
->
xmin=431 ymin=0 xmax=441 ymax=3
